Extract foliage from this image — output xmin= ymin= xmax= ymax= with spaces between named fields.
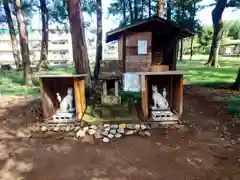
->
xmin=224 ymin=20 xmax=240 ymax=40
xmin=121 ymin=91 xmax=141 ymax=104
xmin=196 ymin=26 xmax=213 ymax=54
xmin=48 ymin=0 xmax=96 ymax=28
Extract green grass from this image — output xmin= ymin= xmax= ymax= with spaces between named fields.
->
xmin=178 ymin=55 xmax=240 ymax=84
xmin=0 ymin=66 xmax=75 ymax=96
xmin=220 ymin=96 xmax=240 ymax=116
xmin=0 ymin=55 xmax=239 ymax=116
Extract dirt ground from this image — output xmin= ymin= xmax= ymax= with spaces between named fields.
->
xmin=0 ymin=85 xmax=240 ymax=180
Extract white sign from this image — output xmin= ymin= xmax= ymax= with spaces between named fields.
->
xmin=123 ymin=73 xmax=140 ymax=92
xmin=138 ymin=40 xmax=147 ymax=54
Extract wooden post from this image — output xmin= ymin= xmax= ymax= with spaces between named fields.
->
xmin=141 ymin=75 xmax=148 ymax=118
xmin=179 ymin=75 xmax=183 ymax=117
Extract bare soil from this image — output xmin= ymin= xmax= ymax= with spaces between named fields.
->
xmin=0 ymin=85 xmax=239 ymax=180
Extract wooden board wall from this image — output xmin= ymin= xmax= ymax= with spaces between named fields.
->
xmin=172 ymin=75 xmax=183 ymax=117
xmin=124 ymin=32 xmax=152 ymax=72
xmin=74 ymin=77 xmax=86 ymax=120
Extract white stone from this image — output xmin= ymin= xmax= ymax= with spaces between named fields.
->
xmin=90 ymin=125 xmax=97 ymax=130
xmin=41 ymin=126 xmax=48 ymax=132
xmin=101 ymin=131 xmax=109 ymax=136
xmin=145 ymin=131 xmax=151 ymax=136
xmin=65 ymin=126 xmax=71 ymax=132
xmin=74 ymin=127 xmax=80 ymax=132
xmin=76 ymin=130 xmax=85 ymax=138
xmin=126 ymin=130 xmax=134 ymax=135
xmin=117 ymin=128 xmax=125 ymax=134
xmin=138 ymin=131 xmax=146 ymax=136
xmin=53 ymin=126 xmax=60 ymax=132
xmin=102 ymin=137 xmax=110 ymax=143
xmin=135 ymin=124 xmax=141 ymax=130
xmin=110 ymin=129 xmax=117 ymax=135
xmin=83 ymin=126 xmax=89 ymax=132
xmin=88 ymin=129 xmax=96 ymax=135
xmin=110 ymin=124 xmax=118 ymax=129
xmin=104 ymin=127 xmax=110 ymax=132
xmin=108 ymin=133 xmax=114 ymax=139
xmin=94 ymin=131 xmax=102 ymax=139
xmin=115 ymin=133 xmax=122 ymax=138
xmin=141 ymin=124 xmax=147 ymax=130
xmin=103 ymin=124 xmax=110 ymax=128
xmin=126 ymin=124 xmax=135 ymax=129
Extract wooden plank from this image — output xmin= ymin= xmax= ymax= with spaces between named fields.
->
xmin=141 ymin=75 xmax=148 ymax=119
xmin=74 ymin=78 xmax=86 ymax=120
xmin=38 ymin=74 xmax=87 ymax=78
xmin=179 ymin=75 xmax=183 ymax=117
xmin=126 ymin=32 xmax=152 ymax=46
xmin=169 ymin=76 xmax=173 ymax=107
xmin=80 ymin=78 xmax=86 ymax=120
xmin=39 ymin=78 xmax=55 ymax=119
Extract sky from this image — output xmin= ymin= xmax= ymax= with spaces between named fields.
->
xmin=31 ymin=0 xmax=240 ymax=42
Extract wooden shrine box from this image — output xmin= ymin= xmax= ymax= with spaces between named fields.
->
xmin=39 ymin=74 xmax=87 ymax=123
xmin=106 ymin=16 xmax=193 ymax=72
xmin=139 ymin=71 xmax=183 ymax=120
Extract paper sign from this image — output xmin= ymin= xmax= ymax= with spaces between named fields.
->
xmin=138 ymin=40 xmax=147 ymax=54
xmin=123 ymin=73 xmax=140 ymax=92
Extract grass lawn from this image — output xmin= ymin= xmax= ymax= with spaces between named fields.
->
xmin=0 ymin=55 xmax=239 ymax=116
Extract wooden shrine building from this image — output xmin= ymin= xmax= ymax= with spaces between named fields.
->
xmin=105 ymin=16 xmax=193 ymax=123
xmin=106 ymin=15 xmax=193 ymax=72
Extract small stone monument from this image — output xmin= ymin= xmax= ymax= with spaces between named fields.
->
xmin=52 ymin=87 xmax=75 ymax=121
xmin=151 ymin=85 xmax=174 ymax=121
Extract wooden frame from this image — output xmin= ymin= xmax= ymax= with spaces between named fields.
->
xmin=39 ymin=74 xmax=87 ymax=122
xmin=139 ymin=71 xmax=183 ymax=120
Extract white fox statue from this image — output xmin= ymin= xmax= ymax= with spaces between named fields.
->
xmin=152 ymin=85 xmax=169 ymax=109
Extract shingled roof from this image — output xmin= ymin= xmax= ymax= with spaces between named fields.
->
xmin=98 ymin=60 xmax=123 ymax=80
xmin=106 ymin=16 xmax=194 ymax=43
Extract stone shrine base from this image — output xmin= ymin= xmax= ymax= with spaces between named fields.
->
xmin=151 ymin=108 xmax=179 ymax=124
xmin=49 ymin=112 xmax=76 ymax=123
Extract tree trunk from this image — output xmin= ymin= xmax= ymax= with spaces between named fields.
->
xmin=122 ymin=0 xmax=126 ymax=24
xmin=157 ymin=0 xmax=164 ymax=17
xmin=67 ymin=0 xmax=92 ymax=88
xmin=189 ymin=36 xmax=194 ymax=60
xmin=189 ymin=1 xmax=196 ymax=61
xmin=205 ymin=21 xmax=224 ymax=67
xmin=37 ymin=0 xmax=49 ymax=71
xmin=206 ymin=0 xmax=228 ymax=67
xmin=180 ymin=38 xmax=183 ymax=61
xmin=141 ymin=0 xmax=144 ymax=19
xmin=14 ymin=0 xmax=32 ymax=85
xmin=234 ymin=68 xmax=240 ymax=90
xmin=3 ymin=0 xmax=22 ymax=70
xmin=148 ymin=0 xmax=151 ymax=17
xmin=93 ymin=0 xmax=102 ymax=79
xmin=166 ymin=0 xmax=171 ymax=20
xmin=128 ymin=0 xmax=134 ymax=23
xmin=133 ymin=0 xmax=138 ymax=20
